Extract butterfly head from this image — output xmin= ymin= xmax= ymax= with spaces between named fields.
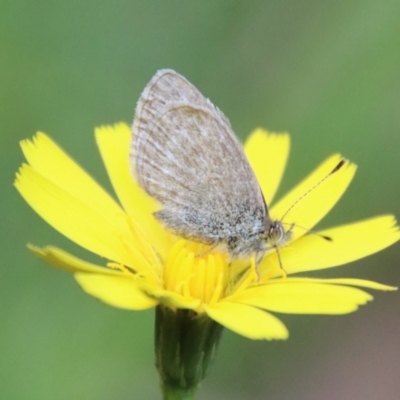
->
xmin=265 ymin=220 xmax=289 ymax=248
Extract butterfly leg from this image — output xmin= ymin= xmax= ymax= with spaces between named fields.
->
xmin=274 ymin=246 xmax=287 ymax=279
xmin=251 ymin=256 xmax=260 ymax=282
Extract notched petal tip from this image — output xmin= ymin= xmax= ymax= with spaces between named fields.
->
xmin=13 ymin=164 xmax=27 ymax=186
xmin=94 ymin=122 xmax=131 ymax=146
xmin=245 ymin=128 xmax=291 ymax=205
xmin=19 ymin=131 xmax=45 ymax=149
xmin=247 ymin=127 xmax=290 ymax=142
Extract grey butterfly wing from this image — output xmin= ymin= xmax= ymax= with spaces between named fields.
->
xmin=132 ymin=69 xmax=232 ymax=136
xmin=131 ymin=70 xmax=268 ymax=247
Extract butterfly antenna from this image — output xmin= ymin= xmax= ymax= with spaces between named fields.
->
xmin=280 ymin=221 xmax=333 ymax=241
xmin=280 ymin=159 xmax=346 ymax=223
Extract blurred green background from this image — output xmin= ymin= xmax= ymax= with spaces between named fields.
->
xmin=2 ymin=1 xmax=400 ymax=399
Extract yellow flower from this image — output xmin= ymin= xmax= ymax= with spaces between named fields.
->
xmin=15 ymin=123 xmax=399 ymax=340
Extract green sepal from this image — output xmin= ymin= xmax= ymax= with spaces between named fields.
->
xmin=155 ymin=306 xmax=223 ymax=399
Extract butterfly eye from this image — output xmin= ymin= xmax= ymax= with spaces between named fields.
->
xmin=268 ymin=222 xmax=286 ymax=245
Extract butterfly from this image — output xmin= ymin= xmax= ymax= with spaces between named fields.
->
xmin=130 ymin=69 xmax=292 ymax=272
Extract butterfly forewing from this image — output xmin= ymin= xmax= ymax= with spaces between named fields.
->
xmin=131 ymin=69 xmax=269 ymax=249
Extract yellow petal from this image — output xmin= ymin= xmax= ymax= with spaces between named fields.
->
xmin=28 ymin=244 xmax=119 ymax=274
xmin=74 ymin=273 xmax=157 ymax=310
xmin=244 ymin=129 xmax=290 ymax=204
xmin=261 ymin=215 xmax=400 ymax=276
xmin=266 ymin=277 xmax=397 ymax=291
xmin=15 ymin=165 xmax=145 ymax=268
xmin=270 ymin=154 xmax=356 ymax=241
xmin=20 ymin=132 xmax=124 ymax=224
xmin=95 ymin=123 xmax=170 ymax=258
xmin=142 ymin=287 xmax=201 ymax=311
xmin=231 ymin=282 xmax=373 ymax=314
xmin=204 ymin=301 xmax=288 ymax=340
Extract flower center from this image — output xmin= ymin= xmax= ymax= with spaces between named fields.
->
xmin=163 ymin=240 xmax=229 ymax=304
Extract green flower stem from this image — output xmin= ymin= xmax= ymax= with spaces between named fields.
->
xmin=155 ymin=306 xmax=224 ymax=400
